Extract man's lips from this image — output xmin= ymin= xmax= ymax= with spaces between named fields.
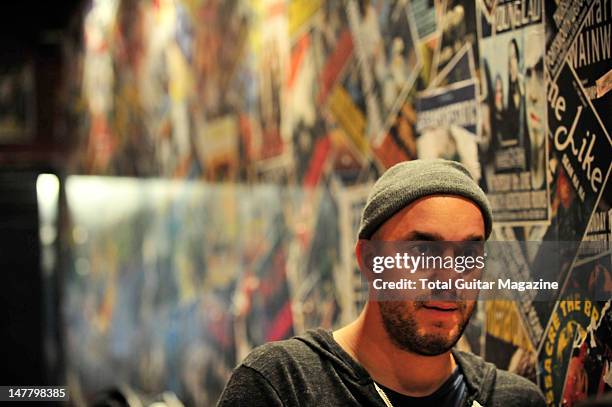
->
xmin=529 ymin=112 xmax=541 ymax=123
xmin=421 ymin=302 xmax=459 ymax=311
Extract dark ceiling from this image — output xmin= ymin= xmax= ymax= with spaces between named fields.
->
xmin=0 ymin=1 xmax=84 ymax=50
xmin=0 ymin=0 xmax=86 ymax=159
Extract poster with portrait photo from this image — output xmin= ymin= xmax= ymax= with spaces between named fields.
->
xmin=347 ymin=0 xmax=422 ymax=146
xmin=526 ymin=163 xmax=609 ymax=344
xmin=478 ymin=0 xmax=549 ymax=224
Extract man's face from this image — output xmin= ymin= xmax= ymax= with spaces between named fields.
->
xmin=509 ymin=43 xmax=519 ymax=81
xmin=371 ymin=195 xmax=484 ymax=356
xmin=526 ymin=68 xmax=544 ymax=145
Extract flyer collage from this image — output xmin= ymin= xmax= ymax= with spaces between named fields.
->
xmin=58 ymin=0 xmax=611 ymax=405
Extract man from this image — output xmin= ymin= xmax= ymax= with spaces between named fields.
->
xmin=218 ymin=159 xmax=545 ymax=406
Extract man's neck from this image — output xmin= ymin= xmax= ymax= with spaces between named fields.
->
xmin=333 ymin=302 xmax=457 ymax=397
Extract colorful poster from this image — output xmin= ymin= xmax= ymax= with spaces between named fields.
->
xmin=287 ymin=184 xmax=341 ymax=331
xmin=328 ymin=124 xmax=370 ymax=186
xmin=478 ymin=0 xmax=549 ymax=224
xmin=314 ymin=2 xmax=354 ymax=106
xmin=253 ymin=0 xmax=291 ymax=166
xmin=533 ymin=55 xmax=611 ymax=286
xmin=561 ymin=301 xmax=612 ymax=406
xmin=458 ymin=302 xmax=486 ymax=359
xmin=537 ymin=257 xmax=610 ymax=407
xmin=372 ymin=99 xmax=418 ymax=169
xmin=415 ymin=79 xmax=481 ymax=181
xmin=63 ymin=178 xmax=243 ymax=402
xmin=287 ymin=15 xmax=331 ymax=185
xmin=433 ymin=0 xmax=479 ymax=81
xmin=81 ymin=0 xmax=120 ymax=173
xmin=545 ymin=0 xmax=597 ymax=82
xmin=484 ymin=300 xmax=538 ymax=383
xmin=327 ymin=59 xmax=369 ymax=179
xmin=63 ymin=178 xmax=301 ymax=403
xmin=56 ymin=1 xmax=612 ymax=405
xmin=347 ymin=0 xmax=422 ymax=145
xmin=337 ymin=184 xmax=372 ymax=324
xmin=550 ymin=0 xmax=612 ymax=136
xmin=191 ymin=0 xmax=250 ymax=180
xmin=520 ymin=55 xmax=611 ymax=340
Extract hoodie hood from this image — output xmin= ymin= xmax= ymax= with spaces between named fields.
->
xmin=452 ymin=349 xmax=497 ymax=406
xmin=294 ymin=328 xmax=373 ymax=385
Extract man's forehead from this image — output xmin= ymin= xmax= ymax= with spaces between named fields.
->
xmin=372 ymin=195 xmax=486 ymax=241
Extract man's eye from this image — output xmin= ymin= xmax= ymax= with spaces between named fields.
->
xmin=416 ymin=243 xmax=441 ymax=256
xmin=406 ymin=243 xmax=426 ymax=256
xmin=417 ymin=243 xmax=429 ymax=254
xmin=459 ymin=247 xmax=475 ymax=257
xmin=458 ymin=243 xmax=484 ymax=258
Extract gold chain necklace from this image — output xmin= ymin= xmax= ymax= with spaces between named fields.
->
xmin=373 ymin=382 xmax=394 ymax=407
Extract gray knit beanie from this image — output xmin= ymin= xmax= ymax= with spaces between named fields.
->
xmin=358 ymin=159 xmax=492 ymax=239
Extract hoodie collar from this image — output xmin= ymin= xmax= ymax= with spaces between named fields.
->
xmin=452 ymin=349 xmax=497 ymax=406
xmin=295 ymin=328 xmax=373 ymax=384
xmin=297 ymin=329 xmax=497 ymax=405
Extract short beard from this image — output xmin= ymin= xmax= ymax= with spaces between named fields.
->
xmin=379 ymin=301 xmax=474 ymax=356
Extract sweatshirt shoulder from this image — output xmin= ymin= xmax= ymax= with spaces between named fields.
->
xmin=491 ymin=370 xmax=546 ymax=407
xmin=453 ymin=350 xmax=545 ymax=407
xmin=240 ymin=335 xmax=318 ymax=373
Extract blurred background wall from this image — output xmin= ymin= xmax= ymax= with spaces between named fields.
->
xmin=0 ymin=0 xmax=611 ymax=406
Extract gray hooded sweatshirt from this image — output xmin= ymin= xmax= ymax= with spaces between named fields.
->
xmin=217 ymin=328 xmax=545 ymax=407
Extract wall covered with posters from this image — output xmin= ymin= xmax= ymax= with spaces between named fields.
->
xmin=57 ymin=0 xmax=611 ymax=405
